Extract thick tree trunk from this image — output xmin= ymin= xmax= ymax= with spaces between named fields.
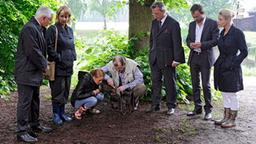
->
xmin=129 ymin=0 xmax=154 ymax=49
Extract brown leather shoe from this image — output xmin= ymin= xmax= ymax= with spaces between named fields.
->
xmin=221 ymin=110 xmax=237 ymax=128
xmin=215 ymin=108 xmax=230 ymax=125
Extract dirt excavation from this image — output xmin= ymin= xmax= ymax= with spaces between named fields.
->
xmin=0 ymin=77 xmax=255 ymax=144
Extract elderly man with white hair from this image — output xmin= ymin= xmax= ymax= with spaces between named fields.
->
xmin=14 ymin=6 xmax=54 ymax=142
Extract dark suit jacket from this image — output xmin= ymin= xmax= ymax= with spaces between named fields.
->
xmin=14 ymin=17 xmax=48 ymax=86
xmin=149 ymin=15 xmax=185 ymax=69
xmin=186 ymin=18 xmax=219 ymax=68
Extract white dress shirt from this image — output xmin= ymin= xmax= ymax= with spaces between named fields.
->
xmin=194 ymin=17 xmax=206 ymax=53
xmin=160 ymin=14 xmax=168 ymax=27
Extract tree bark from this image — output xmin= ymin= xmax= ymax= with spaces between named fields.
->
xmin=129 ymin=0 xmax=154 ymax=49
xmin=103 ymin=16 xmax=107 ymax=30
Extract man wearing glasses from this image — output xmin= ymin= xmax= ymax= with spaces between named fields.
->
xmin=14 ymin=6 xmax=54 ymax=143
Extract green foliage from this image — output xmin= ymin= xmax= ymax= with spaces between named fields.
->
xmin=77 ymin=30 xmax=192 ymax=103
xmin=133 ymin=49 xmax=152 ymax=101
xmin=85 ymin=0 xmax=126 ymax=29
xmin=193 ymin=0 xmax=237 ymax=19
xmin=0 ymin=0 xmax=59 ymax=97
xmin=133 ymin=48 xmax=192 ymax=103
xmin=137 ymin=0 xmax=188 ymax=9
xmin=176 ymin=64 xmax=192 ymax=103
xmin=61 ymin=0 xmax=87 ymax=27
xmin=129 ymin=31 xmax=192 ymax=103
xmin=78 ymin=30 xmax=131 ymax=71
xmin=162 ymin=0 xmax=188 ymax=9
xmin=86 ymin=0 xmax=126 ymax=19
xmin=170 ymin=0 xmax=237 ymax=27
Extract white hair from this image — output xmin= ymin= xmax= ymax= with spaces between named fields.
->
xmin=150 ymin=1 xmax=166 ymax=12
xmin=35 ymin=6 xmax=54 ymax=19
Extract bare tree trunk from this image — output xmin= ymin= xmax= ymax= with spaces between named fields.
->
xmin=103 ymin=16 xmax=107 ymax=30
xmin=129 ymin=0 xmax=154 ymax=49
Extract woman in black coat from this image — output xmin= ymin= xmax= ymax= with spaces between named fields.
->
xmin=71 ymin=69 xmax=105 ymax=120
xmin=214 ymin=9 xmax=248 ymax=128
xmin=46 ymin=6 xmax=76 ymax=125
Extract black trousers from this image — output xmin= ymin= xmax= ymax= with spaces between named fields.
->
xmin=150 ymin=62 xmax=177 ymax=109
xmin=50 ymin=76 xmax=71 ymax=105
xmin=17 ymin=84 xmax=40 ymax=133
xmin=190 ymin=54 xmax=213 ymax=113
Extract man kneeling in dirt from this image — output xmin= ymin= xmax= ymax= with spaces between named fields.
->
xmin=102 ymin=56 xmax=147 ymax=111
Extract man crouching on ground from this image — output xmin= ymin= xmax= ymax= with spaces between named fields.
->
xmin=102 ymin=56 xmax=147 ymax=110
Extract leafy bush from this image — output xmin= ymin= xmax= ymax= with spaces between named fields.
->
xmin=77 ymin=30 xmax=132 ymax=70
xmin=134 ymin=48 xmax=192 ymax=103
xmin=0 ymin=0 xmax=59 ymax=98
xmin=76 ymin=30 xmax=193 ymax=103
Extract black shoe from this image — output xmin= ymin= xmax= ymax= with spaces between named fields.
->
xmin=28 ymin=130 xmax=38 ymax=138
xmin=204 ymin=112 xmax=212 ymax=121
xmin=146 ymin=105 xmax=160 ymax=113
xmin=187 ymin=110 xmax=202 ymax=116
xmin=32 ymin=125 xmax=53 ymax=133
xmin=17 ymin=132 xmax=38 ymax=143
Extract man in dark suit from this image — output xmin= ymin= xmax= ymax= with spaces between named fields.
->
xmin=15 ymin=6 xmax=54 ymax=142
xmin=148 ymin=2 xmax=185 ymax=115
xmin=186 ymin=4 xmax=219 ymax=120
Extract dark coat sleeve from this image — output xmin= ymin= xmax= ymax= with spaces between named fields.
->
xmin=172 ymin=21 xmax=185 ymax=63
xmin=149 ymin=21 xmax=153 ymax=50
xmin=22 ymin=26 xmax=47 ymax=71
xmin=70 ymin=28 xmax=77 ymax=61
xmin=46 ymin=25 xmax=61 ymax=62
xmin=76 ymin=77 xmax=95 ymax=100
xmin=233 ymin=30 xmax=248 ymax=67
xmin=201 ymin=20 xmax=219 ymax=51
xmin=186 ymin=23 xmax=193 ymax=49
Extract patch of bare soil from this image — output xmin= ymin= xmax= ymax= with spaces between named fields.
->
xmin=0 ymin=77 xmax=255 ymax=144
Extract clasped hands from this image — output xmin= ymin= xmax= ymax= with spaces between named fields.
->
xmin=107 ymin=78 xmax=126 ymax=93
xmin=190 ymin=42 xmax=202 ymax=49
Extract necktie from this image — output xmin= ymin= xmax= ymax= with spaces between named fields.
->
xmin=119 ymin=75 xmax=122 ymax=87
